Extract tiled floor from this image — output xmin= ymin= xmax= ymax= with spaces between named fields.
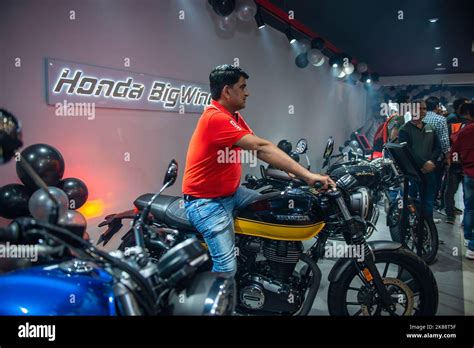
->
xmin=308 ymin=192 xmax=473 ymax=315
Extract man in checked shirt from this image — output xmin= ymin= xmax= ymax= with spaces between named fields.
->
xmin=423 ymin=96 xmax=450 ymax=216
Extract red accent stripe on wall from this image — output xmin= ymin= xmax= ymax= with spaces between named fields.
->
xmin=255 ymin=0 xmax=368 ymax=69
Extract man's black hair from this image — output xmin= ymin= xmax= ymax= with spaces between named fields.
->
xmin=460 ymin=103 xmax=474 ymax=117
xmin=425 ymin=96 xmax=440 ymax=112
xmin=453 ymin=97 xmax=469 ymax=113
xmin=209 ymin=64 xmax=249 ymax=100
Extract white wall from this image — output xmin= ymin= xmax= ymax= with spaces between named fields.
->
xmin=0 ymin=0 xmax=368 ymax=237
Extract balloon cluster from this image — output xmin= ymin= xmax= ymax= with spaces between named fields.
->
xmin=295 ymin=38 xmax=326 ymax=69
xmin=209 ymin=0 xmax=257 ymax=33
xmin=0 ymin=144 xmax=88 ymax=229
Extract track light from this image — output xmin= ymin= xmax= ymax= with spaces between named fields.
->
xmin=328 ymin=55 xmax=343 ymax=68
xmin=255 ymin=6 xmax=265 ymax=29
xmin=285 ymin=27 xmax=296 ymax=44
xmin=360 ymin=72 xmax=371 ymax=83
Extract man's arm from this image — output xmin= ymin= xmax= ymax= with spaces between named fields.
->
xmin=235 ymin=134 xmax=335 ymax=188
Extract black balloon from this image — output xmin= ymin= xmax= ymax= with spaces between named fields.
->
xmin=16 ymin=144 xmax=65 ymax=190
xmin=0 ymin=109 xmax=23 ymax=165
xmin=0 ymin=184 xmax=31 ymax=219
xmin=209 ymin=0 xmax=236 ymax=17
xmin=295 ymin=53 xmax=309 ymax=68
xmin=58 ymin=178 xmax=88 ymax=209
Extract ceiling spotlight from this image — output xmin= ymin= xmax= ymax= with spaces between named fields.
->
xmin=437 ymin=63 xmax=442 ymax=66
xmin=255 ymin=6 xmax=265 ymax=29
xmin=285 ymin=27 xmax=296 ymax=44
xmin=428 ymin=18 xmax=439 ymax=23
xmin=360 ymin=72 xmax=371 ymax=83
xmin=434 ymin=46 xmax=441 ymax=50
xmin=328 ymin=55 xmax=343 ymax=68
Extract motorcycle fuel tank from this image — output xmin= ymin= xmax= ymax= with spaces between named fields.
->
xmin=330 ymin=164 xmax=381 ymax=189
xmin=0 ymin=261 xmax=116 ymax=316
xmin=235 ymin=190 xmax=326 ymax=241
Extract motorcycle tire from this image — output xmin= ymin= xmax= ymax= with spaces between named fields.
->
xmin=327 ymin=248 xmax=438 ymax=316
xmin=387 ymin=203 xmax=438 ymax=265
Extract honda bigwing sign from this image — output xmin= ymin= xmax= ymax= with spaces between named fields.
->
xmin=46 ymin=58 xmax=211 ymax=113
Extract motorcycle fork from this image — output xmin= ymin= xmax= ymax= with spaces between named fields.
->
xmin=332 ymin=191 xmax=396 ymax=314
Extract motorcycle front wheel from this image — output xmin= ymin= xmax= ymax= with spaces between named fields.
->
xmin=388 ymin=202 xmax=438 ymax=264
xmin=327 ymin=248 xmax=438 ymax=316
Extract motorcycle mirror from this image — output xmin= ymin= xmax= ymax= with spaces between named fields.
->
xmin=294 ymin=138 xmax=308 ymax=154
xmin=322 ymin=136 xmax=334 ymax=160
xmin=0 ymin=109 xmax=23 ymax=165
xmin=163 ymin=159 xmax=178 ymax=187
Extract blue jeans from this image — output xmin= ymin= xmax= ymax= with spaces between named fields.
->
xmin=408 ymin=171 xmax=436 ymax=219
xmin=463 ymin=176 xmax=474 ymax=251
xmin=184 ymin=187 xmax=260 ymax=275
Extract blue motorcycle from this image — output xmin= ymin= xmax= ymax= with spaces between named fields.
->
xmin=0 ymin=110 xmax=235 ymax=315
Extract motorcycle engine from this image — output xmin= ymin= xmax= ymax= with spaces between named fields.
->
xmin=237 ymin=239 xmax=304 ymax=314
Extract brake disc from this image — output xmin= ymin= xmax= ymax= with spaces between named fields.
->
xmin=360 ymin=277 xmax=415 ymax=316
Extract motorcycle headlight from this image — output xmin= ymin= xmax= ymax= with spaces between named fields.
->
xmin=168 ymin=272 xmax=236 ymax=316
xmin=348 ymin=188 xmax=371 ymax=219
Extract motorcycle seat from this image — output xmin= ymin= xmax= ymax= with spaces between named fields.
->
xmin=134 ymin=194 xmax=196 ymax=231
xmin=134 ymin=191 xmax=280 ymax=231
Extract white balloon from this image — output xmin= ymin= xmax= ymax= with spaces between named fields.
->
xmin=298 ymin=39 xmax=311 ymax=53
xmin=29 ymin=187 xmax=69 ymax=222
xmin=308 ymin=49 xmax=324 ymax=66
xmin=356 ymin=62 xmax=368 ymax=73
xmin=343 ymin=62 xmax=354 ymax=75
xmin=236 ymin=0 xmax=257 ymax=21
xmin=219 ymin=13 xmax=237 ymax=32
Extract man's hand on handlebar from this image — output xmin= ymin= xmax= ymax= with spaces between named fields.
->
xmin=304 ymin=173 xmax=336 ymax=189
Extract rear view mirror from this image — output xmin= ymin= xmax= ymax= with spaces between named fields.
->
xmin=163 ymin=159 xmax=178 ymax=187
xmin=295 ymin=138 xmax=308 ymax=154
xmin=322 ymin=137 xmax=334 ymax=159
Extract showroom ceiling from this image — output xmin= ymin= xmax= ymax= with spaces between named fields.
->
xmin=262 ymin=0 xmax=474 ymax=76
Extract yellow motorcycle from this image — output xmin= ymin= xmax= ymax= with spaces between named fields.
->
xmin=98 ymin=165 xmax=438 ymax=316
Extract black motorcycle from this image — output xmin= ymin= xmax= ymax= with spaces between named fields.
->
xmin=98 ymin=164 xmax=439 ymax=316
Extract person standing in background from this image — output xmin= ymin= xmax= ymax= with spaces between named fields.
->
xmin=444 ymin=98 xmax=470 ymax=223
xmin=423 ymin=96 xmax=450 ymax=217
xmin=450 ymin=103 xmax=474 ymax=260
xmin=398 ymin=100 xmax=442 ymax=220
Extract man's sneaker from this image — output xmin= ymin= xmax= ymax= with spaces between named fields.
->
xmin=455 ymin=207 xmax=463 ymax=215
xmin=466 ymin=249 xmax=474 ymax=260
xmin=445 ymin=216 xmax=455 ymax=224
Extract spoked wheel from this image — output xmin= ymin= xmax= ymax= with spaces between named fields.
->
xmin=388 ymin=204 xmax=438 ymax=264
xmin=327 ymin=248 xmax=438 ymax=316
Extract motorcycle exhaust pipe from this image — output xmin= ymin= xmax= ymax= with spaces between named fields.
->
xmin=295 ymin=254 xmax=321 ymax=316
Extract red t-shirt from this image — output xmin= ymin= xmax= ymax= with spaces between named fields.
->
xmin=182 ymin=100 xmax=253 ymax=198
xmin=451 ymin=121 xmax=474 ymax=177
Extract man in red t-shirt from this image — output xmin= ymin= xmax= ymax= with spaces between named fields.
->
xmin=182 ymin=65 xmax=335 ymax=275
